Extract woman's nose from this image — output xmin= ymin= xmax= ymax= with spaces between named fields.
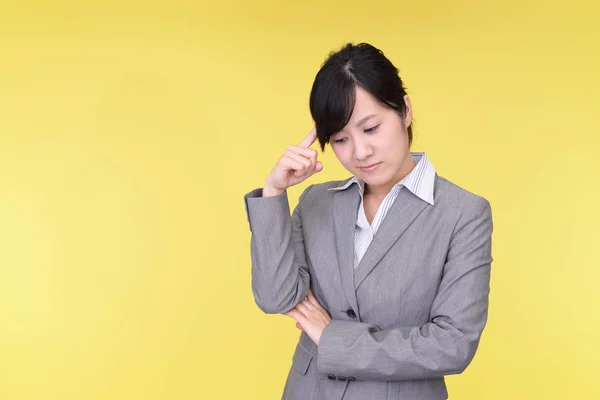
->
xmin=354 ymin=139 xmax=373 ymax=161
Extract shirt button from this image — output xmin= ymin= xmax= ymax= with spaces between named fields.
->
xmin=346 ymin=309 xmax=357 ymax=318
xmin=327 ymin=374 xmax=336 ymax=381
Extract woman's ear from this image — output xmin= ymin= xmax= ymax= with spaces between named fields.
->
xmin=403 ymin=95 xmax=413 ymax=127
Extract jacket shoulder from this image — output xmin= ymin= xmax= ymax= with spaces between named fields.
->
xmin=435 ymin=175 xmax=491 ymax=216
xmin=297 ymin=178 xmax=352 ymax=206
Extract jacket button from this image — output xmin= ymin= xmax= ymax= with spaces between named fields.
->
xmin=327 ymin=374 xmax=336 ymax=381
xmin=346 ymin=309 xmax=357 ymax=318
xmin=337 ymin=376 xmax=347 ymax=382
xmin=347 ymin=377 xmax=356 ymax=381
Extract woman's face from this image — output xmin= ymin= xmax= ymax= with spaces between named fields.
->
xmin=330 ymin=86 xmax=414 ymax=194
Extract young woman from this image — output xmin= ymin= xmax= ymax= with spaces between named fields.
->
xmin=243 ymin=42 xmax=493 ymax=400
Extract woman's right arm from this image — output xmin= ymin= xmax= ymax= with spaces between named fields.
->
xmin=243 ymin=129 xmax=322 ymax=314
xmin=244 ymin=185 xmax=313 ymax=314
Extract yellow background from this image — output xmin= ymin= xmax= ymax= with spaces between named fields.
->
xmin=1 ymin=1 xmax=599 ymax=399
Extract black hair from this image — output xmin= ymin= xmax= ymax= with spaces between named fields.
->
xmin=309 ymin=42 xmax=412 ymax=151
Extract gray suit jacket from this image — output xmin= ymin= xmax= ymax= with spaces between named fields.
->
xmin=244 ymin=174 xmax=493 ymax=400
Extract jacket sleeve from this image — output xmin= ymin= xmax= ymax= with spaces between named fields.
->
xmin=316 ymin=196 xmax=493 ymax=381
xmin=244 ymin=185 xmax=313 ymax=314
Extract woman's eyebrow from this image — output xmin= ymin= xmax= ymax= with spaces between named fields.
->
xmin=356 ymin=114 xmax=377 ymax=127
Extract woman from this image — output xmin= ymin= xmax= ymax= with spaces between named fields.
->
xmin=243 ymin=42 xmax=493 ymax=400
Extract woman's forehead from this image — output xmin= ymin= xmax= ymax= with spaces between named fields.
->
xmin=349 ymin=90 xmax=385 ymax=120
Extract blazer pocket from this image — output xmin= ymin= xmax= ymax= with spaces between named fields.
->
xmin=291 ymin=344 xmax=313 ymax=375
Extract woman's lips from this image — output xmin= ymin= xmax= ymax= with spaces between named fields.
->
xmin=359 ymin=162 xmax=381 ymax=172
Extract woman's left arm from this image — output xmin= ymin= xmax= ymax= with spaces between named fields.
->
xmin=306 ymin=196 xmax=493 ymax=382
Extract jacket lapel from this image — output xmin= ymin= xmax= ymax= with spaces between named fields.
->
xmin=332 ymin=184 xmax=361 ymax=316
xmin=353 ymin=187 xmax=430 ymax=288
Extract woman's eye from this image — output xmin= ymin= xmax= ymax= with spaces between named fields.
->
xmin=364 ymin=124 xmax=380 ymax=133
xmin=333 ymin=137 xmax=346 ymax=144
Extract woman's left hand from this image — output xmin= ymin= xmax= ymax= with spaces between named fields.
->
xmin=285 ymin=289 xmax=331 ymax=346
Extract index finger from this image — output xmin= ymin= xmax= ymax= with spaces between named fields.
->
xmin=306 ymin=289 xmax=322 ymax=309
xmin=297 ymin=127 xmax=318 ymax=148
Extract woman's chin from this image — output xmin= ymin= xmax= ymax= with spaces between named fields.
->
xmin=358 ymin=172 xmax=391 ymax=188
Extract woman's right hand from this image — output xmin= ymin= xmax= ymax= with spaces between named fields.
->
xmin=263 ymin=128 xmax=323 ymax=197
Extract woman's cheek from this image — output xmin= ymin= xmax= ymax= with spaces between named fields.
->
xmin=333 ymin=146 xmax=352 ymax=168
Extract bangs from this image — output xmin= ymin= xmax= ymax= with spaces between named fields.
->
xmin=309 ymin=67 xmax=357 ymax=151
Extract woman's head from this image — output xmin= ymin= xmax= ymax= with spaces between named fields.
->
xmin=309 ymin=42 xmax=415 ymax=192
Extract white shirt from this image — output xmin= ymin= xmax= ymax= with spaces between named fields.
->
xmin=328 ymin=152 xmax=437 ymax=268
